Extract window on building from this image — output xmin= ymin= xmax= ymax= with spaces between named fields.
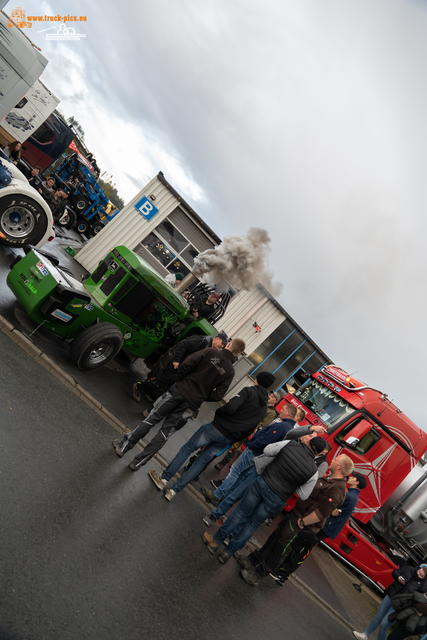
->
xmin=141 ymin=220 xmax=200 ymax=277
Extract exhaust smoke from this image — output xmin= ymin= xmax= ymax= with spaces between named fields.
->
xmin=193 ymin=227 xmax=282 ymax=295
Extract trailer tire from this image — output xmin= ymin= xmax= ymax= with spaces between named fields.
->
xmin=76 ymin=219 xmax=90 ymax=235
xmin=90 ymin=222 xmax=104 ymax=236
xmin=0 ymin=195 xmax=48 ymax=247
xmin=56 ymin=209 xmax=76 ymax=229
xmin=69 ymin=323 xmax=124 ymax=371
xmin=74 ymin=196 xmax=89 ymax=212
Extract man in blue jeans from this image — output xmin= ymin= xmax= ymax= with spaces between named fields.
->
xmin=201 ymin=436 xmax=323 ymax=563
xmin=200 ymin=406 xmax=326 ymax=526
xmin=353 ymin=565 xmax=427 ymax=640
xmin=148 ymin=371 xmax=276 ymax=500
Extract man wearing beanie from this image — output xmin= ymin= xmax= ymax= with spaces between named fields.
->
xmin=148 ymin=371 xmax=276 ymax=500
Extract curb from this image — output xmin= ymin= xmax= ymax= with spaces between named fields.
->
xmin=0 ymin=313 xmax=365 ymax=632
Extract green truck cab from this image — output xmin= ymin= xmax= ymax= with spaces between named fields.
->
xmin=6 ymin=245 xmax=218 ymax=371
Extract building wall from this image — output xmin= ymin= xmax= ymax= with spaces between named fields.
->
xmin=216 ymin=286 xmax=285 ymax=355
xmin=76 ymin=174 xmax=218 ymax=274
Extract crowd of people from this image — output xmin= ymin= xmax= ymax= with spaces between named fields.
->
xmin=1 ymin=140 xmax=69 ymax=220
xmin=111 ymin=330 xmax=398 ymax=600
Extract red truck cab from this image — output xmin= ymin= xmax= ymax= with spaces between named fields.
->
xmin=278 ymin=365 xmax=427 ymax=590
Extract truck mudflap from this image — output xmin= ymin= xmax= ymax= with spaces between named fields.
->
xmin=324 ymin=519 xmax=398 ymax=590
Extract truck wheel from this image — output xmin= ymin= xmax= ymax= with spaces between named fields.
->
xmin=76 ymin=219 xmax=90 ymax=235
xmin=57 ymin=209 xmax=76 ymax=229
xmin=74 ymin=196 xmax=89 ymax=212
xmin=0 ymin=195 xmax=48 ymax=247
xmin=69 ymin=323 xmax=124 ymax=371
xmin=90 ymin=222 xmax=104 ymax=235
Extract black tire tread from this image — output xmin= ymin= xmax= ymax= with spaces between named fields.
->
xmin=69 ymin=322 xmax=124 ymax=371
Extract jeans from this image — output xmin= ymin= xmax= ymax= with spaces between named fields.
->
xmin=212 ymin=466 xmax=258 ymax=519
xmin=213 ymin=475 xmax=285 ymax=556
xmin=162 ymin=423 xmax=230 ymax=493
xmin=364 ymin=594 xmax=394 ymax=640
xmin=214 ymin=447 xmax=255 ymax=499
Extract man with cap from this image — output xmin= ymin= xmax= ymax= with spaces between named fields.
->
xmin=266 ymin=471 xmax=367 ymax=585
xmin=132 ymin=331 xmax=229 ymax=404
xmin=114 ymin=338 xmax=246 ymax=470
xmin=236 ymin=452 xmax=354 ymax=586
xmin=148 ymin=371 xmax=276 ymax=500
xmin=192 ymin=291 xmax=220 ymax=320
xmin=201 ymin=433 xmax=327 ymax=564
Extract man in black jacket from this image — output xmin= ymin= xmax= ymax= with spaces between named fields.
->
xmin=148 ymin=371 xmax=276 ymax=500
xmin=112 ymin=338 xmax=245 ymax=470
xmin=132 ymin=332 xmax=229 ymax=403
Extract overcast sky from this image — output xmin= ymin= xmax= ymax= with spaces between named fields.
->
xmin=10 ymin=0 xmax=427 ymax=428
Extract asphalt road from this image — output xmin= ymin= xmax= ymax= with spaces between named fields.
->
xmin=0 ymin=325 xmax=357 ymax=640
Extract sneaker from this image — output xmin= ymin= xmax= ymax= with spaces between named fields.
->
xmin=164 ymin=488 xmax=176 ymax=501
xmin=223 ymin=534 xmax=233 ymax=546
xmin=240 ymin=569 xmax=259 ymax=587
xmin=210 ymin=479 xmax=223 ymax=489
xmin=128 ymin=461 xmax=141 ymax=471
xmin=201 ymin=531 xmax=219 ymax=554
xmin=112 ymin=439 xmax=125 ymax=457
xmin=269 ymin=572 xmax=287 ymax=586
xmin=201 ymin=486 xmax=220 ymax=507
xmin=218 ymin=552 xmax=230 ymax=564
xmin=214 ymin=458 xmax=228 ymax=471
xmin=148 ymin=469 xmax=167 ymax=490
xmin=352 ymin=633 xmax=368 ymax=640
xmin=132 ymin=383 xmax=142 ymax=402
xmin=234 ymin=551 xmax=254 ymax=570
xmin=203 ymin=513 xmax=216 ymax=527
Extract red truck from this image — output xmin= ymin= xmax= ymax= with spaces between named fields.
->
xmin=278 ymin=365 xmax=427 ymax=591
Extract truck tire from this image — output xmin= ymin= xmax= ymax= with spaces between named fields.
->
xmin=90 ymin=222 xmax=104 ymax=235
xmin=74 ymin=196 xmax=89 ymax=212
xmin=76 ymin=219 xmax=90 ymax=235
xmin=69 ymin=323 xmax=124 ymax=371
xmin=0 ymin=195 xmax=48 ymax=247
xmin=57 ymin=209 xmax=76 ymax=229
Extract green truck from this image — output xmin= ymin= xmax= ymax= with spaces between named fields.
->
xmin=7 ymin=245 xmax=222 ymax=371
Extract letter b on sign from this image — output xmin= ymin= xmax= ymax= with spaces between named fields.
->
xmin=134 ymin=196 xmax=159 ymax=221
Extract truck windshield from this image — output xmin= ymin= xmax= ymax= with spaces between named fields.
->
xmin=295 ymin=380 xmax=355 ymax=428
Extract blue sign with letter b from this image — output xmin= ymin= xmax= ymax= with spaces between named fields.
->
xmin=134 ymin=196 xmax=159 ymax=221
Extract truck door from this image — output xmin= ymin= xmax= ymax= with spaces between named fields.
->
xmin=333 ymin=415 xmax=407 ymax=523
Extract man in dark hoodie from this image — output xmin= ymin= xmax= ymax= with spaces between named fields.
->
xmin=148 ymin=371 xmax=276 ymax=500
xmin=112 ymin=338 xmax=245 ymax=470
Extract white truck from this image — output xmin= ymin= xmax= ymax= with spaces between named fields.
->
xmin=0 ymin=79 xmax=59 ymax=146
xmin=0 ymin=152 xmax=54 ymax=247
xmin=0 ymin=8 xmax=48 ymax=121
xmin=0 ymin=4 xmax=53 ymax=248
